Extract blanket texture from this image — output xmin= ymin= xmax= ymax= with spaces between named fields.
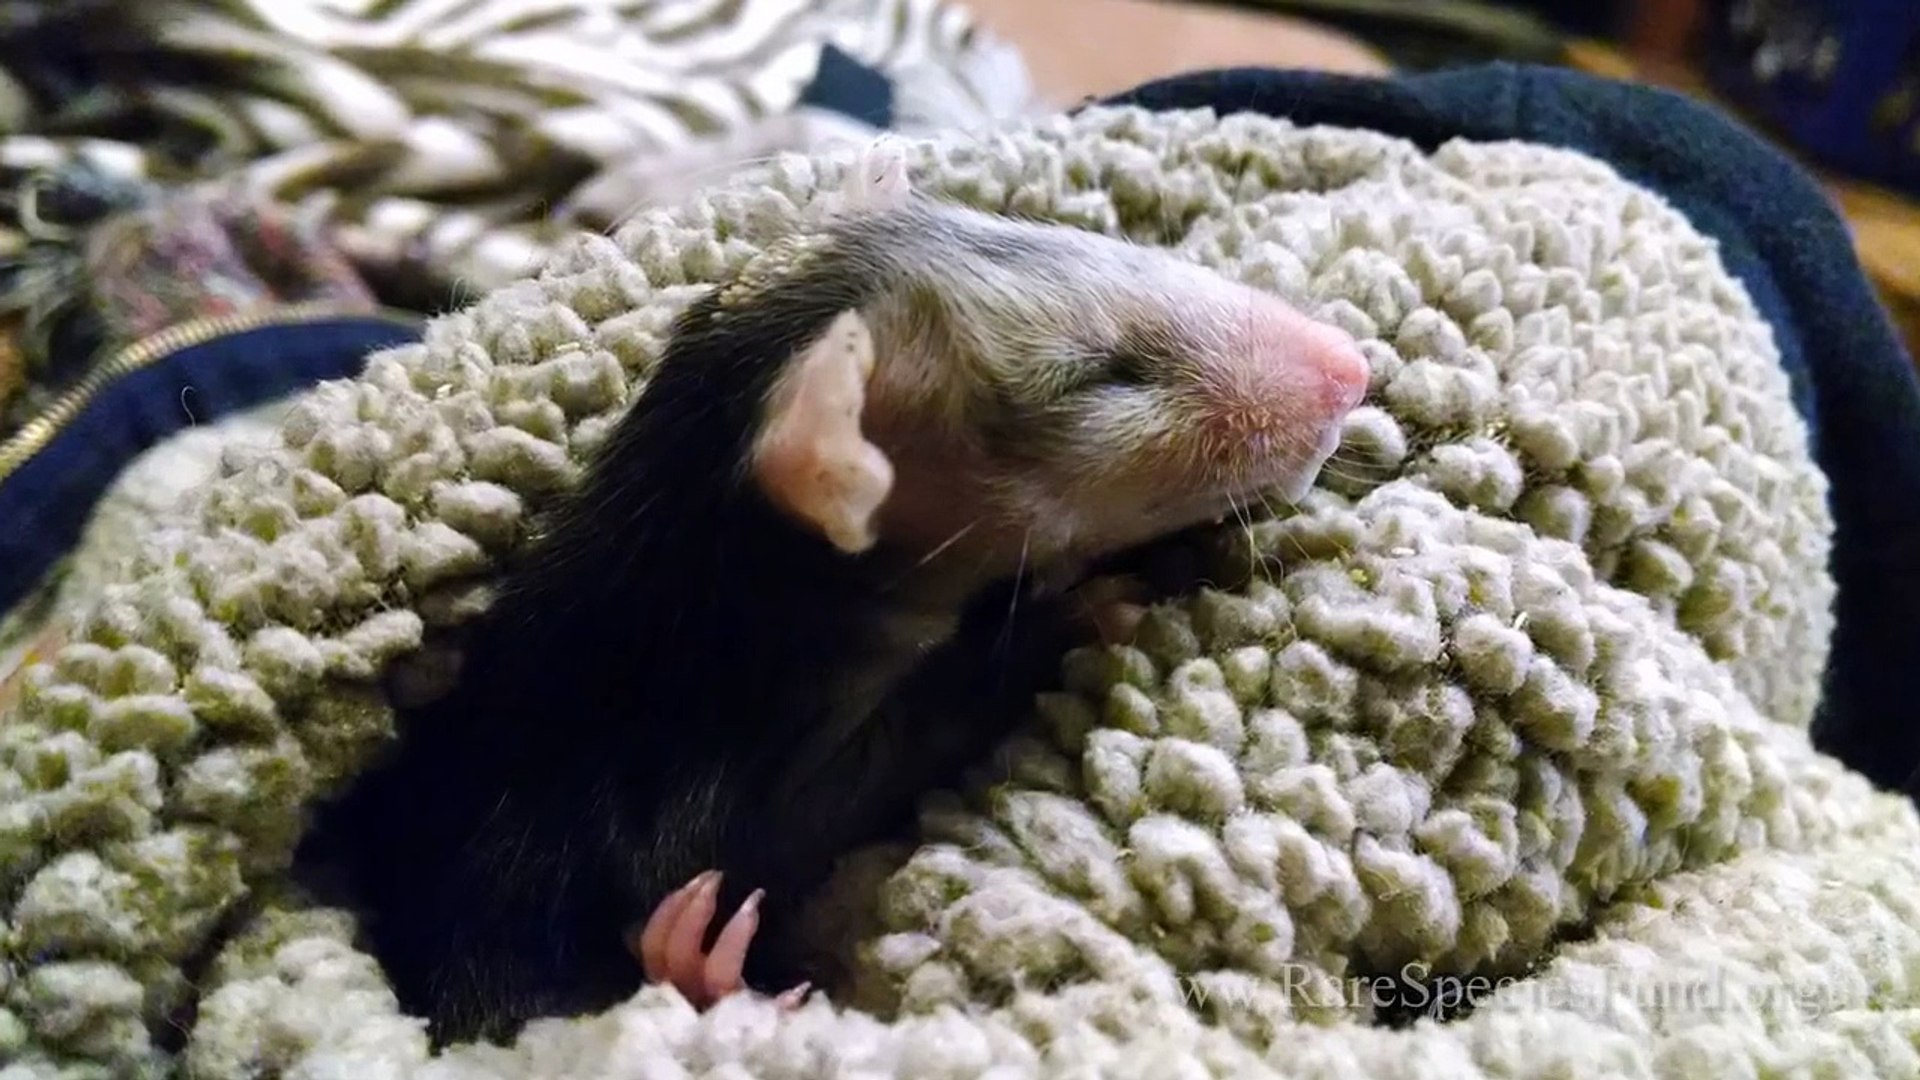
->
xmin=5 ymin=102 xmax=1920 ymax=1079
xmin=1100 ymin=63 xmax=1920 ymax=800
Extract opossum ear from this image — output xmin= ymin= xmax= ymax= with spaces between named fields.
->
xmin=836 ymin=137 xmax=914 ymax=214
xmin=809 ymin=138 xmax=912 ymax=222
xmin=850 ymin=138 xmax=912 ymax=208
xmin=751 ymin=310 xmax=895 ymax=554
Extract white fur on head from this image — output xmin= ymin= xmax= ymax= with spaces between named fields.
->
xmin=750 ymin=310 xmax=896 ymax=553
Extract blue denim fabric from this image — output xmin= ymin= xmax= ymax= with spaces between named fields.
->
xmin=0 ymin=315 xmax=421 ymax=613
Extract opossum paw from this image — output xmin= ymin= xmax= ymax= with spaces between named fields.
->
xmin=773 ymin=980 xmax=813 ymax=1009
xmin=630 ymin=870 xmax=811 ymax=1011
xmin=1070 ymin=573 xmax=1152 ymax=644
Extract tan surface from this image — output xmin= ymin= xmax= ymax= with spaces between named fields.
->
xmin=1829 ymin=181 xmax=1920 ymax=360
xmin=966 ymin=0 xmax=1391 ymax=106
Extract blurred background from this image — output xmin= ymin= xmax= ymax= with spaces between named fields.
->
xmin=966 ymin=0 xmax=1920 ymax=358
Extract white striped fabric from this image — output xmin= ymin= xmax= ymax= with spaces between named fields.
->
xmin=0 ymin=0 xmax=1036 ymax=295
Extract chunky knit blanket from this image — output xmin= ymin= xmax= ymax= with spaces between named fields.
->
xmin=6 ymin=103 xmax=1919 ymax=1079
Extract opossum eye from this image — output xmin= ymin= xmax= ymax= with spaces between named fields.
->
xmin=1099 ymin=346 xmax=1157 ymax=387
xmin=1094 ymin=320 xmax=1181 ymax=389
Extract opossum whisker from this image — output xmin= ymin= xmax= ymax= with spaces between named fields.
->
xmin=914 ymin=519 xmax=982 ymax=570
xmin=1321 ymin=449 xmax=1373 ymax=473
xmin=595 ymin=150 xmax=808 ymax=232
xmin=993 ymin=529 xmax=1033 ymax=668
xmin=1248 ymin=490 xmax=1318 ymax=567
xmin=1310 ymin=461 xmax=1374 ymax=486
xmin=1255 ymin=490 xmax=1356 ymax=562
xmin=1232 ymin=491 xmax=1256 ymax=536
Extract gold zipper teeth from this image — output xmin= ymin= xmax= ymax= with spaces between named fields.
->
xmin=0 ymin=301 xmax=422 ymax=483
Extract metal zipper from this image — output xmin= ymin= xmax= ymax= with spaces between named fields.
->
xmin=0 ymin=300 xmax=421 ymax=483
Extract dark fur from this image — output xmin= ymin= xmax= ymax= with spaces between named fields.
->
xmin=297 ymin=214 xmax=1079 ymax=1047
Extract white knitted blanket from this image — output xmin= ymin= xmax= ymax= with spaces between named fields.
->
xmin=5 ymin=105 xmax=1919 ymax=1080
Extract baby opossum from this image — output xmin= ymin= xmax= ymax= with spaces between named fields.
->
xmin=299 ymin=142 xmax=1370 ymax=1047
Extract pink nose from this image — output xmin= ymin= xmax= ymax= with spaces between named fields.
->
xmin=1301 ymin=322 xmax=1370 ymax=414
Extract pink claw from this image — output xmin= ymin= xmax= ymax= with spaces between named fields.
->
xmin=1072 ymin=574 xmax=1151 ymax=643
xmin=630 ymin=870 xmax=811 ymax=1011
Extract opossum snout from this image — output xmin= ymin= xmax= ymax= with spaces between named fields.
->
xmin=826 ymin=199 xmax=1380 ymax=574
xmin=1297 ymin=320 xmax=1371 ymax=415
xmin=1177 ymin=291 xmax=1369 ymax=485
